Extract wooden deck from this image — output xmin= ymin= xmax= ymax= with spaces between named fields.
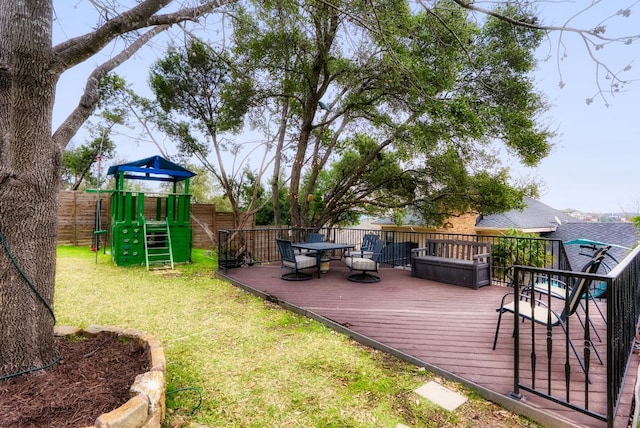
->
xmin=217 ymin=261 xmax=639 ymax=428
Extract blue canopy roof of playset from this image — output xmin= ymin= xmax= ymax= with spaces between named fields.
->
xmin=107 ymin=156 xmax=196 ymax=183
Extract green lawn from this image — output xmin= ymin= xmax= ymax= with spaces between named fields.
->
xmin=55 ymin=246 xmax=536 ymax=427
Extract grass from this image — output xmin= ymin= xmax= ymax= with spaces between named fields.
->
xmin=55 ymin=246 xmax=537 ymax=427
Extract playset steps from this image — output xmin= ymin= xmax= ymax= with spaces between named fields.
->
xmin=144 ymin=220 xmax=174 ymax=270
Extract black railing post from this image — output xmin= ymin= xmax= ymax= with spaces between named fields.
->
xmin=217 ymin=229 xmax=230 ymax=272
xmin=510 ymin=266 xmax=523 ymax=400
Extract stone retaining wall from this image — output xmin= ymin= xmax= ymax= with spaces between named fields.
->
xmin=54 ymin=325 xmax=166 ymax=428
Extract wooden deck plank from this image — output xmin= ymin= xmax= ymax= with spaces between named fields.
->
xmin=219 ymin=261 xmax=638 ymax=428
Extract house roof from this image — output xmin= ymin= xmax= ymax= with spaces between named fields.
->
xmin=476 ymin=198 xmax=638 ymax=270
xmin=371 ymin=198 xmax=639 ymax=271
xmin=373 ymin=197 xmax=574 ymax=230
xmin=474 ymin=197 xmax=574 ymax=233
xmin=543 ymin=222 xmax=638 ymax=272
xmin=106 ymin=155 xmax=196 ymax=183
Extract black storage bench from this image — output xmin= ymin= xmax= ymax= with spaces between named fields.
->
xmin=410 ymin=239 xmax=492 ymax=289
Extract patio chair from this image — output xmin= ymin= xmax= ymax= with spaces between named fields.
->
xmin=492 ymin=254 xmax=605 ymax=377
xmin=276 ymin=238 xmax=318 ymax=281
xmin=345 ymin=233 xmax=381 ymax=259
xmin=342 ymin=238 xmax=385 ymax=283
xmin=527 ymin=245 xmax=611 ymax=342
xmin=297 ymin=232 xmax=325 ymax=256
xmin=306 ymin=232 xmax=325 ymax=243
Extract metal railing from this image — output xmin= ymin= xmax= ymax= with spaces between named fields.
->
xmin=216 ymin=227 xmax=567 ymax=284
xmin=509 ymin=245 xmax=640 ymax=427
xmin=607 ymin=245 xmax=640 ymax=426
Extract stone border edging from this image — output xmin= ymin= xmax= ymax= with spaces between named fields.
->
xmin=54 ymin=325 xmax=166 ymax=428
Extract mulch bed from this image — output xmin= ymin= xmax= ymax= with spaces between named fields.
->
xmin=0 ymin=334 xmax=149 ymax=428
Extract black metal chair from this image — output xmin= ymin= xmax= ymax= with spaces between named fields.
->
xmin=344 ymin=233 xmax=380 ymax=259
xmin=527 ymin=245 xmax=611 ymax=342
xmin=306 ymin=232 xmax=324 ymax=243
xmin=492 ymin=255 xmax=605 ymax=377
xmin=276 ymin=238 xmax=318 ymax=280
xmin=342 ymin=239 xmax=385 ymax=283
xmin=297 ymin=233 xmax=325 ymax=256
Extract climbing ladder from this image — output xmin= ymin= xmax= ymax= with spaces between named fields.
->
xmin=143 ymin=219 xmax=174 ymax=270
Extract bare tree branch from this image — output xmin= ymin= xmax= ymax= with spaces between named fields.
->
xmin=52 ymin=26 xmax=167 ymax=149
xmin=446 ymin=0 xmax=640 ymax=103
xmin=450 ymin=0 xmax=639 ymax=41
xmin=52 ymin=0 xmax=231 ymax=72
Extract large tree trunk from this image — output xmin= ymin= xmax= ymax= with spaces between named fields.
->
xmin=271 ymin=98 xmax=290 ymax=227
xmin=288 ymin=5 xmax=338 ymax=229
xmin=0 ymin=0 xmax=60 ymax=376
xmin=289 ymin=112 xmax=313 ymax=229
xmin=0 ymin=0 xmax=228 ymax=378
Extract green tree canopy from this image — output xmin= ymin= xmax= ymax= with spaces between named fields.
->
xmin=224 ymin=0 xmax=551 ymax=227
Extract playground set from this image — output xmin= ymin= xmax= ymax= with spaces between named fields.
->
xmin=105 ymin=156 xmax=196 ymax=269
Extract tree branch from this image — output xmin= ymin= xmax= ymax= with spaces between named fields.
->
xmin=52 ymin=0 xmax=229 ymax=73
xmin=447 ymin=0 xmax=640 ymax=104
xmin=52 ymin=26 xmax=167 ymax=150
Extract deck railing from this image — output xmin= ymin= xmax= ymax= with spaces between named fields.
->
xmin=216 ymin=227 xmax=567 ymax=284
xmin=510 ymin=245 xmax=640 ymax=427
xmin=607 ymin=245 xmax=640 ymax=426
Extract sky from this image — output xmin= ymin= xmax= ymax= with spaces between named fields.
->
xmin=52 ymin=1 xmax=640 ymax=214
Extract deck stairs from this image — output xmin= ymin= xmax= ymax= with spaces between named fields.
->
xmin=143 ymin=220 xmax=174 ymax=270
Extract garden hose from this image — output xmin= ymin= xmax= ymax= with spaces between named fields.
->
xmin=0 ymin=230 xmax=56 ymax=324
xmin=0 ymin=229 xmax=60 ymax=380
xmin=166 ymin=386 xmax=204 ymax=415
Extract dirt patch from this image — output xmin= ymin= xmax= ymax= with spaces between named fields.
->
xmin=0 ymin=334 xmax=149 ymax=428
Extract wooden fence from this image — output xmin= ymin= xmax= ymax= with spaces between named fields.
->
xmin=57 ymin=190 xmax=246 ymax=249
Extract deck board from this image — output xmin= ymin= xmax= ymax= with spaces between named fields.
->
xmin=218 ymin=261 xmax=638 ymax=428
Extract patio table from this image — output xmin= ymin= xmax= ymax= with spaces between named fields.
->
xmin=291 ymin=242 xmax=354 ymax=276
